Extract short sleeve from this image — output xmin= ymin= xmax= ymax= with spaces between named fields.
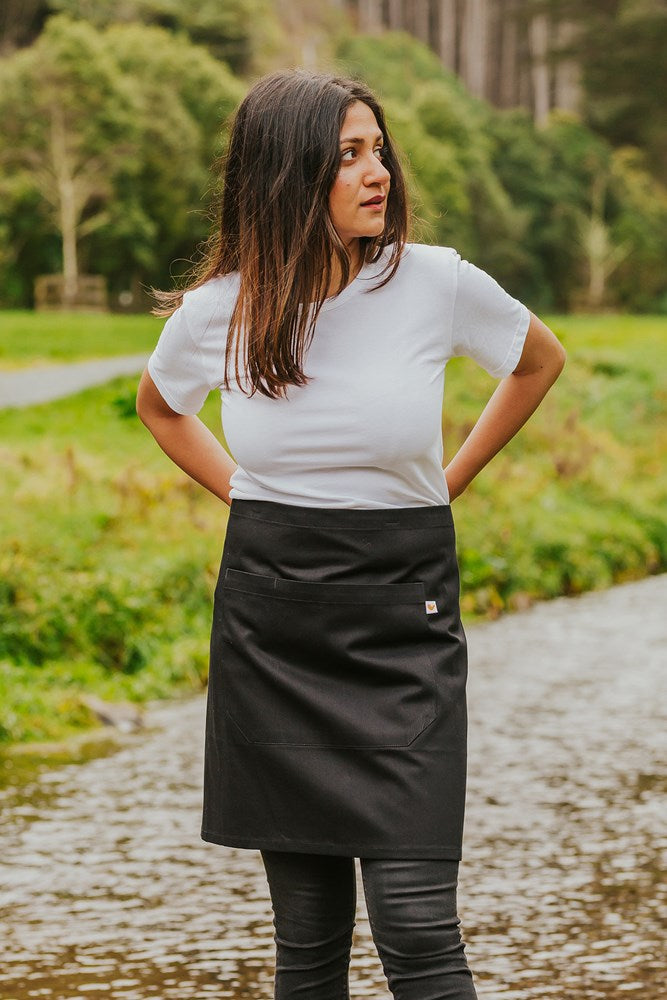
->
xmin=450 ymin=253 xmax=531 ymax=378
xmin=147 ymin=303 xmax=217 ymax=415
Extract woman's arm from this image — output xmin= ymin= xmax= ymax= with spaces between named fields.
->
xmin=444 ymin=311 xmax=566 ymax=502
xmin=136 ymin=369 xmax=238 ymax=506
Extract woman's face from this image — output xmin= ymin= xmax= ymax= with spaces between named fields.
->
xmin=328 ymin=100 xmax=391 ymax=249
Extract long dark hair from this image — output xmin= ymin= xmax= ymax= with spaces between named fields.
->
xmin=153 ymin=70 xmax=410 ymax=399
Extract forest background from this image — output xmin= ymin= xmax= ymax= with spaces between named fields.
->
xmin=0 ymin=0 xmax=665 ymax=747
xmin=1 ymin=0 xmax=666 ymax=312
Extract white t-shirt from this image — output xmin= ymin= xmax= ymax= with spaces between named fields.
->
xmin=147 ymin=242 xmax=530 ymax=508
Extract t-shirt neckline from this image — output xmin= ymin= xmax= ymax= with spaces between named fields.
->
xmin=318 ymin=257 xmax=379 ymax=312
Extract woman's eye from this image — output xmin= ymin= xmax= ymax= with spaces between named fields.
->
xmin=340 ymin=147 xmax=385 ymax=163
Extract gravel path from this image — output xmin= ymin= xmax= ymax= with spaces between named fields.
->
xmin=0 ymin=573 xmax=664 ymax=1000
xmin=0 ymin=355 xmax=149 ymax=409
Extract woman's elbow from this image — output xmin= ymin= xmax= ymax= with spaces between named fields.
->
xmin=551 ymin=340 xmax=567 ymax=379
xmin=534 ymin=342 xmax=566 ymax=390
xmin=135 ymin=374 xmax=151 ymax=426
xmin=514 ymin=312 xmax=566 ymax=381
xmin=135 ymin=368 xmax=170 ymax=427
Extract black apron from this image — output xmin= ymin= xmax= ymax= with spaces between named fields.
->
xmin=201 ymin=497 xmax=468 ymax=859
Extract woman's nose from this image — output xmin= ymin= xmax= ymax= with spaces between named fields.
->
xmin=365 ymin=154 xmax=391 ymax=186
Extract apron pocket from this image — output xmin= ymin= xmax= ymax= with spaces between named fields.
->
xmin=218 ymin=569 xmax=439 ymax=748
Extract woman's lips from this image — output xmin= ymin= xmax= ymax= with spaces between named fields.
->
xmin=361 ymin=196 xmax=385 ymax=209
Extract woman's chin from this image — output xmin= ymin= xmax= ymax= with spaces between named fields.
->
xmin=360 ymin=222 xmax=386 ymax=238
xmin=338 ymin=221 xmax=386 ymax=245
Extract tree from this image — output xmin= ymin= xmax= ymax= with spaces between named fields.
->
xmin=0 ymin=0 xmax=48 ymax=55
xmin=571 ymin=172 xmax=632 ymax=309
xmin=0 ymin=15 xmax=140 ymax=305
xmin=487 ymin=106 xmax=582 ymax=310
xmin=460 ymin=0 xmax=489 ymax=99
xmin=582 ymin=1 xmax=667 ymax=180
xmin=47 ymin=0 xmax=278 ymax=73
xmin=437 ymin=0 xmax=457 ymax=70
xmin=607 ymin=145 xmax=667 ymax=311
xmin=336 ymin=29 xmax=667 ymax=312
xmin=539 ymin=0 xmax=667 ymax=181
xmin=0 ymin=14 xmax=246 ymax=307
xmin=336 ymin=33 xmax=535 ymax=294
xmin=98 ymin=21 xmax=244 ymax=293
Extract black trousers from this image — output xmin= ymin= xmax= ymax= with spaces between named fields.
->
xmin=260 ymin=850 xmax=478 ymax=1000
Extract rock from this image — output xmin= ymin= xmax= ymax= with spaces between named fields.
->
xmin=80 ymin=694 xmax=145 ymax=733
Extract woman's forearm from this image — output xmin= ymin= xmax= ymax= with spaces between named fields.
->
xmin=136 ymin=370 xmax=237 ymax=505
xmin=142 ymin=412 xmax=238 ymax=505
xmin=444 ymin=312 xmax=567 ymax=502
xmin=444 ymin=366 xmax=561 ymax=501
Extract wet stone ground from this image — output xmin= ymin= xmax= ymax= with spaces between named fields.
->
xmin=1 ymin=574 xmax=665 ymax=1000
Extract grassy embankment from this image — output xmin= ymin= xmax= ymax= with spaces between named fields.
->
xmin=0 ymin=311 xmax=161 ymax=367
xmin=0 ymin=312 xmax=665 ymax=749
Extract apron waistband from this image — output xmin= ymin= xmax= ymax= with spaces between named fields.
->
xmin=229 ymin=498 xmax=454 ymax=531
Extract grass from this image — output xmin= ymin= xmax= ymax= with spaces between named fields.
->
xmin=0 ymin=312 xmax=665 ymax=750
xmin=445 ymin=314 xmax=666 ymax=613
xmin=0 ymin=310 xmax=163 ymax=368
xmin=1 ymin=377 xmax=227 ymax=747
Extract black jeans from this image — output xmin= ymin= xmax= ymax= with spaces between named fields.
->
xmin=260 ymin=850 xmax=478 ymax=1000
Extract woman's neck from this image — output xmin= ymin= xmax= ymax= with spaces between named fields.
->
xmin=325 ymin=240 xmax=362 ymax=299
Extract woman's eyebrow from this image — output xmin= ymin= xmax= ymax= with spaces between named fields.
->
xmin=340 ymin=134 xmax=384 ymax=145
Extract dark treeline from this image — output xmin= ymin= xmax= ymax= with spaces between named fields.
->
xmin=353 ymin=0 xmax=667 ymax=180
xmin=0 ymin=0 xmax=665 ymax=312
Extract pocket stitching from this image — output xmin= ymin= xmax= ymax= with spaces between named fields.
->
xmin=222 ymin=567 xmax=426 ymax=605
xmin=218 ymin=582 xmax=440 ymax=748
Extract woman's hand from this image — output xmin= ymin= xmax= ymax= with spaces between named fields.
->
xmin=136 ymin=369 xmax=238 ymax=506
xmin=444 ymin=311 xmax=566 ymax=501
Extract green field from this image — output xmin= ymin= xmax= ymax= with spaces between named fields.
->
xmin=0 ymin=310 xmax=162 ymax=367
xmin=1 ymin=312 xmax=665 ymax=750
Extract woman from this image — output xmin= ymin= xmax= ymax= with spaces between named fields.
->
xmin=137 ymin=70 xmax=566 ymax=1000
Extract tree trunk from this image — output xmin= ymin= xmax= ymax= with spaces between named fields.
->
xmin=498 ymin=0 xmax=519 ymax=108
xmin=49 ymin=102 xmax=78 ymax=307
xmin=414 ymin=0 xmax=431 ymax=45
xmin=437 ymin=0 xmax=457 ymax=70
xmin=461 ymin=0 xmax=488 ymax=99
xmin=580 ymin=174 xmax=632 ymax=309
xmin=529 ymin=11 xmax=551 ymax=126
xmin=0 ymin=0 xmax=43 ymax=55
xmin=358 ymin=0 xmax=384 ymax=33
xmin=485 ymin=0 xmax=504 ymax=106
xmin=388 ymin=0 xmax=404 ymax=31
xmin=516 ymin=13 xmax=533 ymax=112
xmin=554 ymin=19 xmax=581 ymax=113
